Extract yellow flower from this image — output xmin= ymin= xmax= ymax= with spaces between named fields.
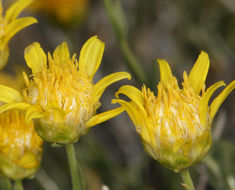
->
xmin=0 ymin=0 xmax=37 ymax=69
xmin=0 ymin=36 xmax=131 ymax=144
xmin=31 ymin=0 xmax=89 ymax=24
xmin=0 ymin=73 xmax=43 ymax=180
xmin=0 ymin=110 xmax=43 ymax=180
xmin=113 ymin=51 xmax=235 ymax=172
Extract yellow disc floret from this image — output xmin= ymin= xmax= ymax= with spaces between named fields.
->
xmin=0 ymin=110 xmax=43 ymax=180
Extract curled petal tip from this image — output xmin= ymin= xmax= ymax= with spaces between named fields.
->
xmin=126 ymin=73 xmax=132 ymax=80
xmin=111 ymin=99 xmax=118 ymax=104
xmin=115 ymin=91 xmax=120 ymax=98
xmin=200 ymin=50 xmax=208 ymax=56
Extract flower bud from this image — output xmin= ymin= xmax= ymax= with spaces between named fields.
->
xmin=114 ymin=51 xmax=235 ymax=172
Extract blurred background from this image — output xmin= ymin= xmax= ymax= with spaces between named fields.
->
xmin=2 ymin=0 xmax=235 ymax=189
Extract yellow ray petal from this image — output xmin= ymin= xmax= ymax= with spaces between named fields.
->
xmin=45 ymin=105 xmax=65 ymax=123
xmin=53 ymin=42 xmax=70 ymax=65
xmin=210 ymin=80 xmax=235 ymax=121
xmin=78 ymin=36 xmax=105 ymax=78
xmin=92 ymin=72 xmax=131 ymax=103
xmin=199 ymin=81 xmax=225 ymax=126
xmin=5 ymin=0 xmax=33 ymax=22
xmin=0 ymin=102 xmax=30 ymax=114
xmin=113 ymin=99 xmax=150 ymax=143
xmin=157 ymin=59 xmax=173 ymax=87
xmin=112 ymin=99 xmax=140 ymax=127
xmin=17 ymin=152 xmax=38 ymax=169
xmin=25 ymin=105 xmax=44 ymax=123
xmin=86 ymin=106 xmax=124 ymax=128
xmin=115 ymin=85 xmax=146 ymax=116
xmin=4 ymin=17 xmax=37 ymax=47
xmin=24 ymin=42 xmax=47 ymax=74
xmin=0 ymin=2 xmax=3 ymax=18
xmin=0 ymin=46 xmax=9 ymax=69
xmin=0 ymin=84 xmax=23 ymax=103
xmin=188 ymin=51 xmax=210 ymax=94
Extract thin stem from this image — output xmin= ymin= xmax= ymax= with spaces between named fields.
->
xmin=0 ymin=177 xmax=12 ymax=190
xmin=103 ymin=0 xmax=147 ymax=84
xmin=119 ymin=39 xmax=148 ymax=84
xmin=103 ymin=0 xmax=123 ymax=41
xmin=65 ymin=144 xmax=85 ymax=190
xmin=180 ymin=168 xmax=195 ymax=190
xmin=13 ymin=180 xmax=23 ymax=190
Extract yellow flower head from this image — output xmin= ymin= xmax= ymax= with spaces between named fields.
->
xmin=0 ymin=0 xmax=37 ymax=69
xmin=113 ymin=51 xmax=235 ymax=172
xmin=0 ymin=110 xmax=43 ymax=180
xmin=0 ymin=36 xmax=131 ymax=144
xmin=31 ymin=0 xmax=89 ymax=24
xmin=0 ymin=73 xmax=43 ymax=180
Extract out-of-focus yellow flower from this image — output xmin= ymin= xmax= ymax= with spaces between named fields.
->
xmin=0 ymin=0 xmax=37 ymax=69
xmin=0 ymin=72 xmax=43 ymax=180
xmin=0 ymin=110 xmax=43 ymax=180
xmin=113 ymin=51 xmax=235 ymax=172
xmin=0 ymin=0 xmax=40 ymax=180
xmin=0 ymin=36 xmax=131 ymax=144
xmin=31 ymin=0 xmax=89 ymax=25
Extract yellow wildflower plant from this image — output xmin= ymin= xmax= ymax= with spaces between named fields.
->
xmin=0 ymin=0 xmax=37 ymax=69
xmin=0 ymin=110 xmax=43 ymax=180
xmin=0 ymin=73 xmax=43 ymax=180
xmin=112 ymin=51 xmax=235 ymax=172
xmin=0 ymin=36 xmax=131 ymax=144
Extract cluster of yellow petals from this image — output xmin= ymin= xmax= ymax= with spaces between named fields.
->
xmin=0 ymin=71 xmax=43 ymax=180
xmin=0 ymin=0 xmax=41 ymax=175
xmin=0 ymin=110 xmax=43 ymax=180
xmin=113 ymin=51 xmax=235 ymax=172
xmin=22 ymin=42 xmax=98 ymax=143
xmin=0 ymin=36 xmax=131 ymax=144
xmin=142 ymin=77 xmax=204 ymax=148
xmin=0 ymin=0 xmax=37 ymax=68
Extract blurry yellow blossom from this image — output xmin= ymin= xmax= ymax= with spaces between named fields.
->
xmin=113 ymin=51 xmax=235 ymax=172
xmin=0 ymin=36 xmax=131 ymax=144
xmin=0 ymin=0 xmax=37 ymax=69
xmin=32 ymin=0 xmax=89 ymax=25
xmin=0 ymin=73 xmax=43 ymax=180
xmin=0 ymin=110 xmax=43 ymax=180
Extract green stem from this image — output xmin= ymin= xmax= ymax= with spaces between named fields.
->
xmin=180 ymin=169 xmax=195 ymax=190
xmin=0 ymin=177 xmax=12 ymax=190
xmin=103 ymin=0 xmax=147 ymax=84
xmin=13 ymin=180 xmax=23 ymax=190
xmin=119 ymin=39 xmax=147 ymax=84
xmin=103 ymin=0 xmax=123 ymax=41
xmin=65 ymin=144 xmax=85 ymax=190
